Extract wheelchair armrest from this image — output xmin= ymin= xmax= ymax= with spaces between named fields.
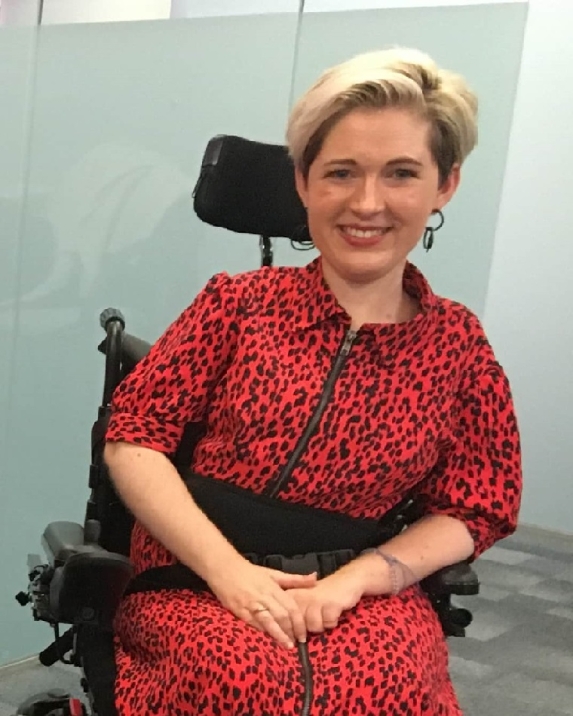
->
xmin=37 ymin=521 xmax=134 ymax=628
xmin=97 ymin=331 xmax=151 ymax=373
xmin=50 ymin=549 xmax=134 ymax=628
xmin=42 ymin=521 xmax=86 ymax=565
xmin=421 ymin=561 xmax=479 ymax=596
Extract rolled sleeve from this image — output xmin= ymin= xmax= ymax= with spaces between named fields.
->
xmin=105 ymin=272 xmax=240 ymax=454
xmin=418 ymin=363 xmax=522 ymax=559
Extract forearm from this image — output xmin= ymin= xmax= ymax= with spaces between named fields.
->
xmin=341 ymin=514 xmax=475 ymax=597
xmin=104 ymin=441 xmax=241 ymax=581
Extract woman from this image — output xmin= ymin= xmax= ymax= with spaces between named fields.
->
xmin=104 ymin=48 xmax=522 ymax=715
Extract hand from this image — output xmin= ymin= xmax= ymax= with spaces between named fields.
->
xmin=206 ymin=557 xmax=317 ymax=649
xmin=287 ymin=568 xmax=364 ymax=634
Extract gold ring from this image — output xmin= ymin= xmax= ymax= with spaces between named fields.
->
xmin=252 ymin=607 xmax=270 ymax=614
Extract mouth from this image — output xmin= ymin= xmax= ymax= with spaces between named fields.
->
xmin=338 ymin=225 xmax=392 ymax=246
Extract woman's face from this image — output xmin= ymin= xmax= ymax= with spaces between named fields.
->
xmin=295 ymin=107 xmax=460 ymax=286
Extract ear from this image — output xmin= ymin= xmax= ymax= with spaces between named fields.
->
xmin=435 ymin=164 xmax=461 ymax=211
xmin=294 ymin=167 xmax=309 ymax=209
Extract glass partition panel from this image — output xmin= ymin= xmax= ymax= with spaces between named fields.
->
xmin=1 ymin=3 xmax=302 ymax=664
xmin=0 ymin=0 xmax=42 ymax=665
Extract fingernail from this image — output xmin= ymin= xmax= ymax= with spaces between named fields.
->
xmin=286 ymin=641 xmax=295 ymax=650
xmin=298 ymin=637 xmax=307 ymax=643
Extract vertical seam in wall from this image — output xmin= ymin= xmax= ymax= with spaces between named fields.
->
xmin=482 ymin=0 xmax=530 ymax=326
xmin=4 ymin=3 xmax=44 ymax=454
xmin=287 ymin=0 xmax=306 ymax=112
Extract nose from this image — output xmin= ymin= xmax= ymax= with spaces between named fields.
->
xmin=349 ymin=176 xmax=386 ymax=217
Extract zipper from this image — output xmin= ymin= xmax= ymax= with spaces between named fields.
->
xmin=298 ymin=642 xmax=313 ymax=716
xmin=264 ymin=328 xmax=357 ymax=499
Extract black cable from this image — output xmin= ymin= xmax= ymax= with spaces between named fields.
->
xmin=297 ymin=641 xmax=313 ymax=716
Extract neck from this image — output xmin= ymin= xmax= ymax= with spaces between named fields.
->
xmin=321 ymin=260 xmax=418 ymax=330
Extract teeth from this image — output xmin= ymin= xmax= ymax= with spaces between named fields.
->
xmin=343 ymin=226 xmax=386 ymax=238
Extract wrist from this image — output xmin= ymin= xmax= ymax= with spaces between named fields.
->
xmin=361 ymin=549 xmax=420 ymax=596
xmin=338 ymin=551 xmax=392 ymax=598
xmin=195 ymin=545 xmax=246 ymax=586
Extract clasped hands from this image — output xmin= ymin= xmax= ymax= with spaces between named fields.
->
xmin=207 ymin=553 xmax=387 ymax=650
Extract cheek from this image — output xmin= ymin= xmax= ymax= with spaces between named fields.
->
xmin=308 ymin=190 xmax=346 ymax=220
xmin=392 ymin=190 xmax=434 ymax=222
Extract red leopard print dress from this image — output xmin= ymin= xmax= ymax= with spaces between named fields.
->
xmin=106 ymin=258 xmax=521 ymax=716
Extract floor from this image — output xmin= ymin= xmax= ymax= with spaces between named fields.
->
xmin=449 ymin=524 xmax=573 ymax=716
xmin=1 ymin=524 xmax=572 ymax=715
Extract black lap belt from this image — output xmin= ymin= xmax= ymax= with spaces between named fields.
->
xmin=125 ymin=472 xmax=422 ymax=596
xmin=125 ymin=550 xmax=357 ymax=596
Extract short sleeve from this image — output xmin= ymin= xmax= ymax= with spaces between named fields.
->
xmin=417 ymin=363 xmax=522 ymax=559
xmin=105 ymin=272 xmax=240 ymax=454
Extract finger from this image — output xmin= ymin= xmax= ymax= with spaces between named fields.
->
xmin=305 ymin=604 xmax=325 ymax=634
xmin=321 ymin=604 xmax=341 ymax=631
xmin=271 ymin=571 xmax=318 ymax=589
xmin=236 ymin=605 xmax=264 ymax=631
xmin=265 ymin=594 xmax=304 ymax=644
xmin=244 ymin=616 xmax=265 ymax=633
xmin=289 ymin=602 xmax=308 ymax=643
xmin=253 ymin=608 xmax=295 ymax=649
xmin=277 ymin=592 xmax=308 ymax=643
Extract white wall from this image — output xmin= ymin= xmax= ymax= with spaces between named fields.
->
xmin=484 ymin=0 xmax=573 ymax=533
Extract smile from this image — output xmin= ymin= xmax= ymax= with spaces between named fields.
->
xmin=338 ymin=225 xmax=392 ymax=246
xmin=340 ymin=226 xmax=391 ymax=238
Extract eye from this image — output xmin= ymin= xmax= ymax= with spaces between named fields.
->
xmin=392 ymin=168 xmax=418 ymax=180
xmin=325 ymin=168 xmax=352 ymax=180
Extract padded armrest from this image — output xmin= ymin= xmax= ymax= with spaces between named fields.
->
xmin=50 ymin=550 xmax=134 ymax=627
xmin=97 ymin=332 xmax=151 ymax=373
xmin=42 ymin=521 xmax=86 ymax=565
xmin=40 ymin=521 xmax=134 ymax=628
xmin=422 ymin=561 xmax=479 ymax=596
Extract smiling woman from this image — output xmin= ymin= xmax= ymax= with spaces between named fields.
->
xmin=288 ymin=47 xmax=476 ymax=326
xmin=294 ymin=107 xmax=460 ymax=321
xmin=105 ymin=47 xmax=521 ymax=716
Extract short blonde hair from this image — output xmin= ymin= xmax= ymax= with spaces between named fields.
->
xmin=286 ymin=48 xmax=478 ymax=184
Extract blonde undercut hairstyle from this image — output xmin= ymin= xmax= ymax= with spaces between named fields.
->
xmin=286 ymin=48 xmax=478 ymax=185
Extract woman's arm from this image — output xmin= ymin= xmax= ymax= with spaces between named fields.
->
xmin=104 ymin=442 xmax=241 ymax=577
xmin=105 ymin=441 xmax=316 ymax=648
xmin=286 ymin=514 xmax=473 ymax=633
xmin=338 ymin=513 xmax=475 ymax=597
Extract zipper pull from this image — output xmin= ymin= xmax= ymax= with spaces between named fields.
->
xmin=340 ymin=329 xmax=357 ymax=356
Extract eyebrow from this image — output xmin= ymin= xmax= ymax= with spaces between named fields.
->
xmin=323 ymin=156 xmax=424 ymax=168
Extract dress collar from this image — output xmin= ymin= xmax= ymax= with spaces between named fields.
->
xmin=296 ymin=257 xmax=439 ymax=337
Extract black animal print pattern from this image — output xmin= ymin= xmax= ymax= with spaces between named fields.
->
xmin=106 ymin=259 xmax=521 ymax=715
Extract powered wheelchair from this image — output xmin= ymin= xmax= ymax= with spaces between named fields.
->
xmin=14 ymin=135 xmax=480 ymax=716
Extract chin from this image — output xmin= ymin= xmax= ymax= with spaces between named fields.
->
xmin=338 ymin=259 xmax=400 ymax=284
xmin=345 ymin=248 xmax=404 ymax=273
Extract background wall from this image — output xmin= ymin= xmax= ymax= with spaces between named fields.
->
xmin=483 ymin=0 xmax=573 ymax=534
xmin=0 ymin=0 xmax=551 ymax=667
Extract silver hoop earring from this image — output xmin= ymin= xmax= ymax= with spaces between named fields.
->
xmin=422 ymin=210 xmax=445 ymax=252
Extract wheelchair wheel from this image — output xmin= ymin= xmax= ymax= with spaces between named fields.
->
xmin=16 ymin=691 xmax=87 ymax=716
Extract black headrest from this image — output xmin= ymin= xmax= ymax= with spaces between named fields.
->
xmin=193 ymin=135 xmax=307 ymax=239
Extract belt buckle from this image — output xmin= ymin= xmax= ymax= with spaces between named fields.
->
xmin=264 ymin=553 xmax=320 ymax=575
